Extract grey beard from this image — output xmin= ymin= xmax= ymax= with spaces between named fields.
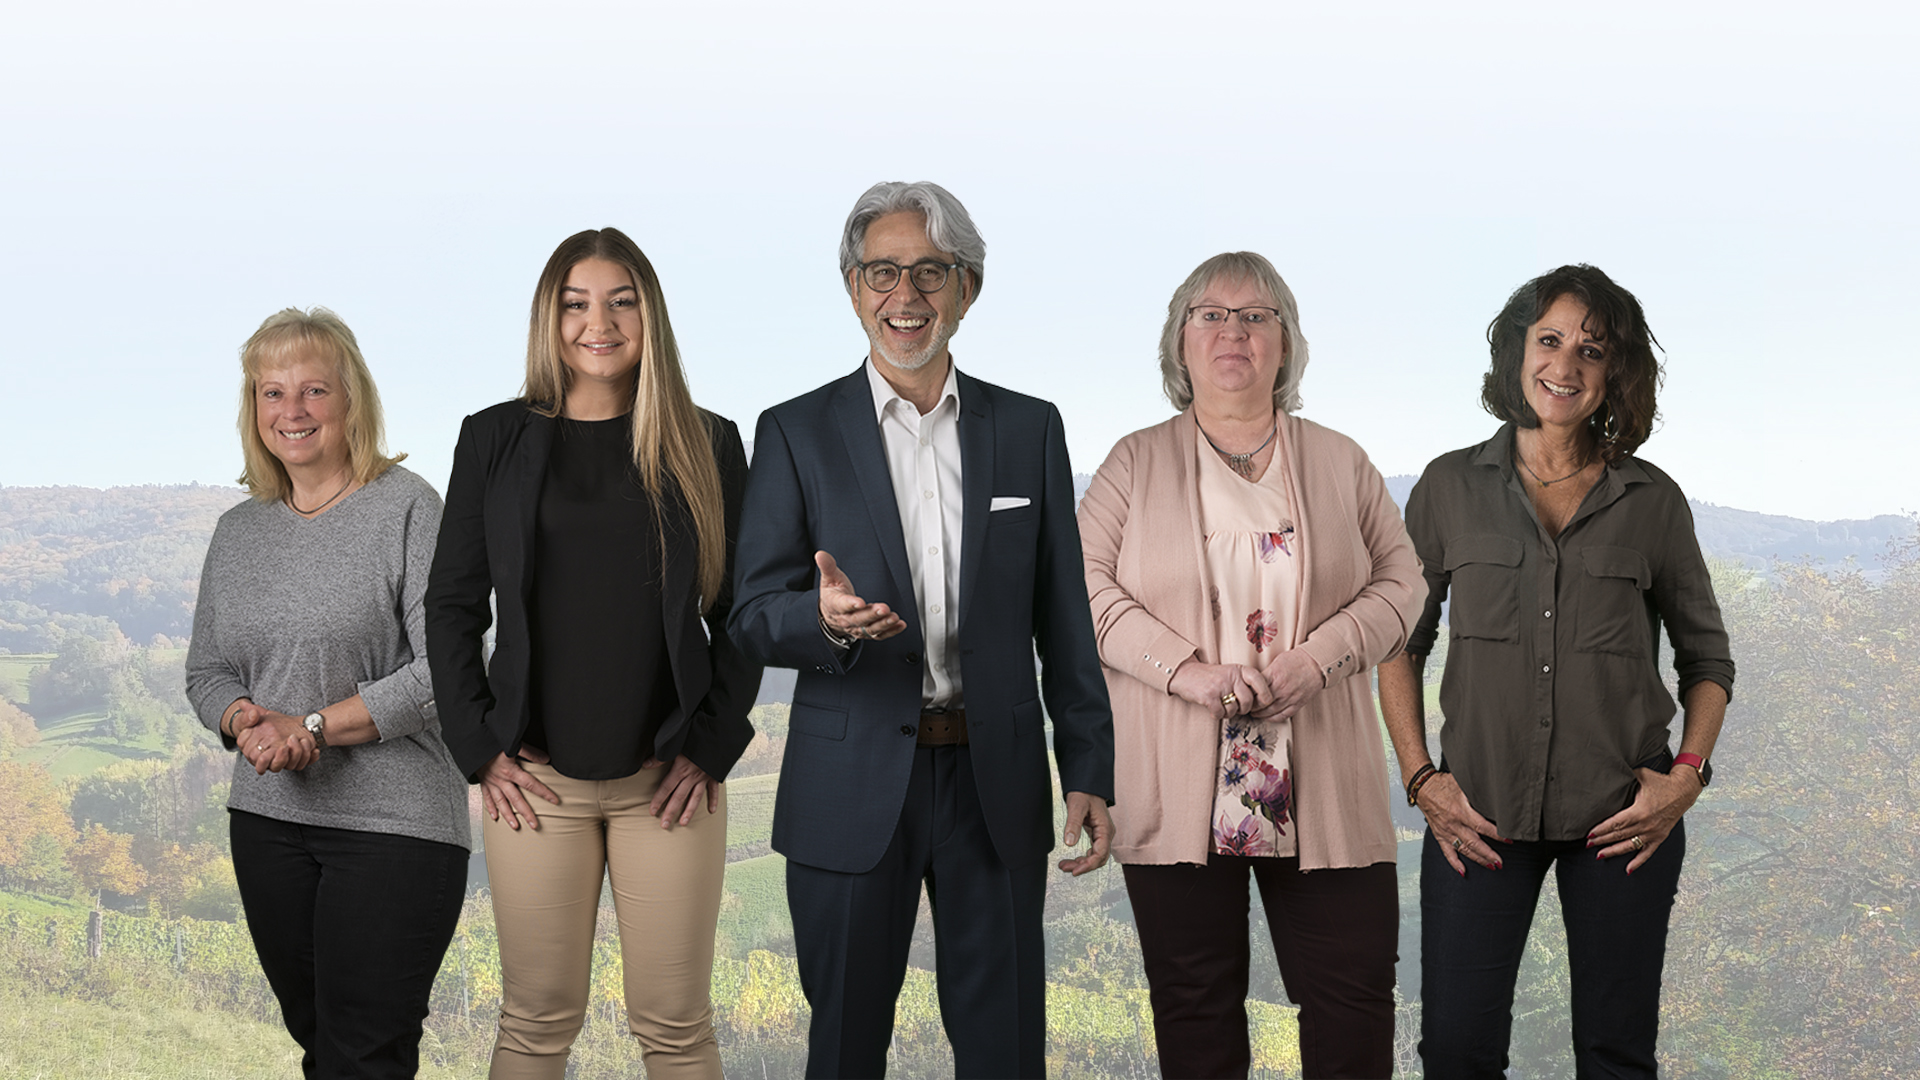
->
xmin=865 ymin=321 xmax=954 ymax=372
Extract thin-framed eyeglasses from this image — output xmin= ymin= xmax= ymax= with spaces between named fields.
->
xmin=1187 ymin=305 xmax=1282 ymax=328
xmin=859 ymin=259 xmax=963 ymax=294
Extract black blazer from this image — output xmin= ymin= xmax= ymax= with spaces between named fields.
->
xmin=425 ymin=400 xmax=761 ymax=782
xmin=729 ymin=367 xmax=1114 ymax=873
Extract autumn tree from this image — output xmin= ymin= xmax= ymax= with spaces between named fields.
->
xmin=70 ymin=822 xmax=147 ymax=903
xmin=1662 ymin=536 xmax=1920 ymax=1078
xmin=0 ymin=698 xmax=39 ymax=751
xmin=0 ymin=760 xmax=78 ymax=893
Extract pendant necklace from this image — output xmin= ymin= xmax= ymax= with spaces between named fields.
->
xmin=1197 ymin=419 xmax=1277 ymax=480
xmin=1517 ymin=447 xmax=1588 ymax=489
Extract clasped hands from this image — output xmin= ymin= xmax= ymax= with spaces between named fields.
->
xmin=1168 ymin=650 xmax=1321 ymax=722
xmin=228 ymin=701 xmax=320 ymax=775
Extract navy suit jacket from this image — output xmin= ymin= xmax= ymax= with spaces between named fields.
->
xmin=729 ymin=365 xmax=1114 ymax=874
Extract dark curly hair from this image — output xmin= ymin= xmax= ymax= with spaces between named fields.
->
xmin=1481 ymin=264 xmax=1662 ymax=466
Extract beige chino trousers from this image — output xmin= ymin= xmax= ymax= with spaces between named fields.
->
xmin=483 ymin=761 xmax=725 ymax=1080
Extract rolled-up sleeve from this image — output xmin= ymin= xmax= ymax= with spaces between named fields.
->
xmin=360 ymin=491 xmax=443 ymax=740
xmin=1655 ymin=494 xmax=1735 ymax=703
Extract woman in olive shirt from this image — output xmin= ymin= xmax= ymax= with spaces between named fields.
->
xmin=1379 ymin=264 xmax=1734 ymax=1079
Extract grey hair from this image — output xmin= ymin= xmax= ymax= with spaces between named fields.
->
xmin=837 ymin=181 xmax=987 ymax=299
xmin=1157 ymin=252 xmax=1310 ymax=413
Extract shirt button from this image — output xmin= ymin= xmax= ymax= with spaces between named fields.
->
xmin=1540 ymin=718 xmax=1550 ymax=727
xmin=1544 ymin=610 xmax=1552 ymax=618
xmin=928 ymin=546 xmax=939 ymax=555
xmin=900 ymin=725 xmax=915 ymax=736
xmin=920 ymin=437 xmax=930 ymax=447
xmin=924 ymin=490 xmax=934 ymax=499
xmin=931 ymin=604 xmax=942 ymax=615
xmin=1542 ymin=664 xmax=1551 ymax=673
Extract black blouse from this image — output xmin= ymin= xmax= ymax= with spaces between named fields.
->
xmin=527 ymin=414 xmax=679 ymax=780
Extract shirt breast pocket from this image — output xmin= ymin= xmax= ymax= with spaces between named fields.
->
xmin=1574 ymin=546 xmax=1653 ymax=657
xmin=1444 ymin=534 xmax=1524 ymax=642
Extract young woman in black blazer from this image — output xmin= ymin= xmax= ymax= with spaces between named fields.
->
xmin=425 ymin=227 xmax=760 ymax=1080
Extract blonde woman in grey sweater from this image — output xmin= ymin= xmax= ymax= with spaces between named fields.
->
xmin=186 ymin=307 xmax=469 ymax=1080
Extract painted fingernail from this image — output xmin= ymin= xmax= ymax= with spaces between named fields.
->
xmin=1491 ymin=861 xmax=1503 ymax=870
xmin=1457 ymin=865 xmax=1466 ymax=877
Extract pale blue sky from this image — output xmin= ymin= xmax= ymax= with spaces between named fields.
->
xmin=2 ymin=1 xmax=1914 ymax=521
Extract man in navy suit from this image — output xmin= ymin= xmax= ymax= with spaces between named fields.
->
xmin=729 ymin=181 xmax=1115 ymax=1079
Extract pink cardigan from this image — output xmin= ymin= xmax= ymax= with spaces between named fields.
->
xmin=1078 ymin=410 xmax=1426 ymax=869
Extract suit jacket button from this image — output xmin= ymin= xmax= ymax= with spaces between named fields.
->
xmin=905 ymin=653 xmax=921 ymax=665
xmin=900 ymin=725 xmax=915 ymax=736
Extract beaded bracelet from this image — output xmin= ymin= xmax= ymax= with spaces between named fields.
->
xmin=1405 ymin=763 xmax=1438 ymax=807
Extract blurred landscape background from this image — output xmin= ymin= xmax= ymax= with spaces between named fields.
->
xmin=0 ymin=480 xmax=1911 ymax=1078
xmin=4 ymin=0 xmax=1917 ymax=1074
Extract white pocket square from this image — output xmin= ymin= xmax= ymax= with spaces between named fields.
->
xmin=990 ymin=496 xmax=1031 ymax=511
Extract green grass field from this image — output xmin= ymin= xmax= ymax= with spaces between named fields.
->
xmin=719 ymin=852 xmax=791 ymax=959
xmin=0 ymin=654 xmax=48 ymax=703
xmin=12 ymin=707 xmax=176 ymax=778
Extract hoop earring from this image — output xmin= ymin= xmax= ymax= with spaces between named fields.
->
xmin=1591 ymin=400 xmax=1621 ymax=444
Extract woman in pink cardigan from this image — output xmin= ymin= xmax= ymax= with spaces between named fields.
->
xmin=1078 ymin=251 xmax=1426 ymax=1079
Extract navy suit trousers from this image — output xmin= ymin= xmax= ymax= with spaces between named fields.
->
xmin=786 ymin=744 xmax=1048 ymax=1079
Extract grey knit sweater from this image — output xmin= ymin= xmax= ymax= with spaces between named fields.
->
xmin=186 ymin=466 xmax=471 ymax=850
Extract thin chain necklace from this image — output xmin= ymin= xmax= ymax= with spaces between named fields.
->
xmin=1197 ymin=417 xmax=1278 ymax=479
xmin=289 ymin=473 xmax=353 ymax=516
xmin=1516 ymin=444 xmax=1590 ymax=488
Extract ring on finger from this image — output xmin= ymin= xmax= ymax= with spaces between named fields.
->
xmin=1221 ymin=692 xmax=1239 ymax=709
xmin=1451 ymin=837 xmax=1463 ymax=851
xmin=1630 ymin=835 xmax=1645 ymax=852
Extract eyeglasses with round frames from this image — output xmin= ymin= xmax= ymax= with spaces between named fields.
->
xmin=859 ymin=259 xmax=963 ymax=294
xmin=1188 ymin=305 xmax=1282 ymax=328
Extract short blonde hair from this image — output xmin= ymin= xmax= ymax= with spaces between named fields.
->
xmin=1157 ymin=252 xmax=1311 ymax=413
xmin=236 ymin=307 xmax=403 ymax=503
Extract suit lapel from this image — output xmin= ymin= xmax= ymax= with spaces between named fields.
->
xmin=515 ymin=409 xmax=556 ymax=605
xmin=955 ymin=373 xmax=993 ymax=633
xmin=830 ymin=370 xmax=917 ymax=612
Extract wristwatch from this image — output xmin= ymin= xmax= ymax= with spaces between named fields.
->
xmin=1673 ymin=752 xmax=1711 ymax=787
xmin=303 ymin=711 xmax=328 ymax=748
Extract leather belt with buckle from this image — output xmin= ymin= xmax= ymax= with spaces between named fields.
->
xmin=917 ymin=709 xmax=969 ymax=746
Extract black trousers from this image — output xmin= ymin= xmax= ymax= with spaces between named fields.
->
xmin=1417 ymin=821 xmax=1685 ymax=1079
xmin=786 ymin=745 xmax=1048 ymax=1079
xmin=1123 ymin=854 xmax=1399 ymax=1080
xmin=230 ymin=809 xmax=467 ymax=1080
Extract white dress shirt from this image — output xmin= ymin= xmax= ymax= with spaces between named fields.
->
xmin=865 ymin=358 xmax=965 ymax=708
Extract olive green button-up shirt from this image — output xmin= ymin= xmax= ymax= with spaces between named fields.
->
xmin=1405 ymin=424 xmax=1735 ymax=841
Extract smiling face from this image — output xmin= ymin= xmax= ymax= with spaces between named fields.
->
xmin=1521 ymin=294 xmax=1610 ymax=430
xmin=254 ymin=348 xmax=351 ymax=477
xmin=850 ymin=211 xmax=972 ymax=374
xmin=1181 ymin=276 xmax=1286 ymax=407
xmin=557 ymin=257 xmax=645 ymax=391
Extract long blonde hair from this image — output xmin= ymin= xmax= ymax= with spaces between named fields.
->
xmin=236 ymin=307 xmax=403 ymax=503
xmin=523 ymin=229 xmax=726 ymax=610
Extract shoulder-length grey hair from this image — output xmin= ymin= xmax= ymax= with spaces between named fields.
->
xmin=837 ymin=181 xmax=986 ymax=300
xmin=236 ymin=307 xmax=404 ymax=503
xmin=1157 ymin=252 xmax=1309 ymax=413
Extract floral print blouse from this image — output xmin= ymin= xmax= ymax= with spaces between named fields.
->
xmin=1197 ymin=425 xmax=1302 ymax=858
